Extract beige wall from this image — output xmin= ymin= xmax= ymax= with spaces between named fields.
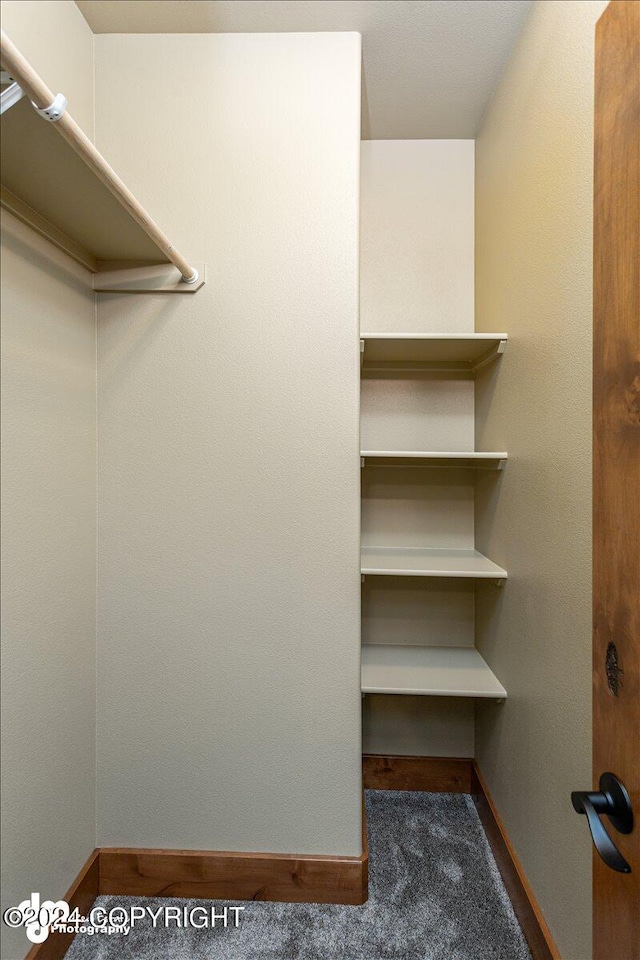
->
xmin=94 ymin=33 xmax=362 ymax=855
xmin=474 ymin=2 xmax=608 ymax=958
xmin=360 ymin=140 xmax=476 ymax=757
xmin=0 ymin=2 xmax=604 ymax=952
xmin=1 ymin=8 xmax=96 ymax=959
xmin=360 ymin=140 xmax=474 ymax=333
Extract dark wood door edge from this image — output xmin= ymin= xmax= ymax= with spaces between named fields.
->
xmin=363 ymin=753 xmax=472 ymax=792
xmin=471 ymin=762 xmax=561 ymax=960
xmin=24 ymin=848 xmax=99 ymax=960
xmin=593 ymin=2 xmax=640 ymax=958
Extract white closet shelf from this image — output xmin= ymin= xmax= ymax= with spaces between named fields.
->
xmin=0 ymin=30 xmax=204 ymax=293
xmin=360 ymin=450 xmax=507 ymax=470
xmin=360 ymin=333 xmax=507 ymax=372
xmin=361 ymin=546 xmax=507 ymax=580
xmin=361 ymin=644 xmax=507 ymax=698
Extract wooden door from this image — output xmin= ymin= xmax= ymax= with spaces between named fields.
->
xmin=593 ymin=2 xmax=640 ymax=958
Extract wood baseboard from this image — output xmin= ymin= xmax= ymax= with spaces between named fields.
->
xmin=99 ymin=844 xmax=368 ymax=905
xmin=22 ymin=765 xmax=559 ymax=960
xmin=471 ymin=762 xmax=561 ymax=960
xmin=363 ymin=753 xmax=472 ymax=792
xmin=22 ymin=826 xmax=366 ymax=959
xmin=24 ymin=849 xmax=99 ymax=960
xmin=99 ymin=799 xmax=368 ymax=907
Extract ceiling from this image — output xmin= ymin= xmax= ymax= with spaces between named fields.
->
xmin=75 ymin=0 xmax=532 ymax=139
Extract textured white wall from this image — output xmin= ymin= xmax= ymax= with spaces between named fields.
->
xmin=360 ymin=140 xmax=474 ymax=332
xmin=94 ymin=33 xmax=362 ymax=855
xmin=0 ymin=7 xmax=96 ymax=958
xmin=360 ymin=140 xmax=475 ymax=757
xmin=474 ymin=2 xmax=608 ymax=957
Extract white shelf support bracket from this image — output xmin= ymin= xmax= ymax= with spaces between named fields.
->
xmin=361 ymin=457 xmax=365 ymax=469
xmin=361 ymin=574 xmax=365 ymax=584
xmin=495 ymin=578 xmax=506 ymax=588
xmin=471 ymin=339 xmax=508 ymax=373
xmin=31 ymin=91 xmax=67 ymax=122
xmin=0 ymin=78 xmax=23 ymax=114
xmin=360 ymin=339 xmax=365 ymax=368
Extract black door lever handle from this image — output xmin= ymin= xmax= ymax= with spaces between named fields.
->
xmin=571 ymin=773 xmax=633 ymax=873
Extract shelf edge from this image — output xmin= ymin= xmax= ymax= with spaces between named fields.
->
xmin=1 ymin=185 xmax=98 ymax=272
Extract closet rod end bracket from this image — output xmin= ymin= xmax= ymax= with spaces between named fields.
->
xmin=31 ymin=91 xmax=67 ymax=122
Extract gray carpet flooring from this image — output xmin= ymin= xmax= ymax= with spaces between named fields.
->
xmin=67 ymin=790 xmax=531 ymax=959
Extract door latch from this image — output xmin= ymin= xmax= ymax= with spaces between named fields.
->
xmin=571 ymin=772 xmax=633 ymax=873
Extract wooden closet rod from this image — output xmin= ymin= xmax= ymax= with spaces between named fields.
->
xmin=0 ymin=29 xmax=199 ymax=284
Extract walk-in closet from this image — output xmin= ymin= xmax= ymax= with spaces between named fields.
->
xmin=2 ymin=3 xmax=637 ymax=960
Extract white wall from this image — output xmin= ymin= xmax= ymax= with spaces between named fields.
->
xmin=360 ymin=140 xmax=474 ymax=333
xmin=360 ymin=140 xmax=476 ymax=757
xmin=94 ymin=33 xmax=362 ymax=855
xmin=0 ymin=7 xmax=96 ymax=959
xmin=474 ymin=2 xmax=607 ymax=957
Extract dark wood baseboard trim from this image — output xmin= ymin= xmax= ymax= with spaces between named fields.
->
xmin=23 ymin=765 xmax=560 ymax=960
xmin=99 ymin=844 xmax=368 ymax=905
xmin=471 ymin=762 xmax=561 ymax=960
xmin=22 ymin=816 xmax=366 ymax=959
xmin=24 ymin=849 xmax=100 ymax=960
xmin=363 ymin=753 xmax=472 ymax=792
xmin=100 ymin=799 xmax=368 ymax=906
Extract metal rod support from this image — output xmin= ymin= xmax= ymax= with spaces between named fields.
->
xmin=0 ymin=78 xmax=23 ymax=114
